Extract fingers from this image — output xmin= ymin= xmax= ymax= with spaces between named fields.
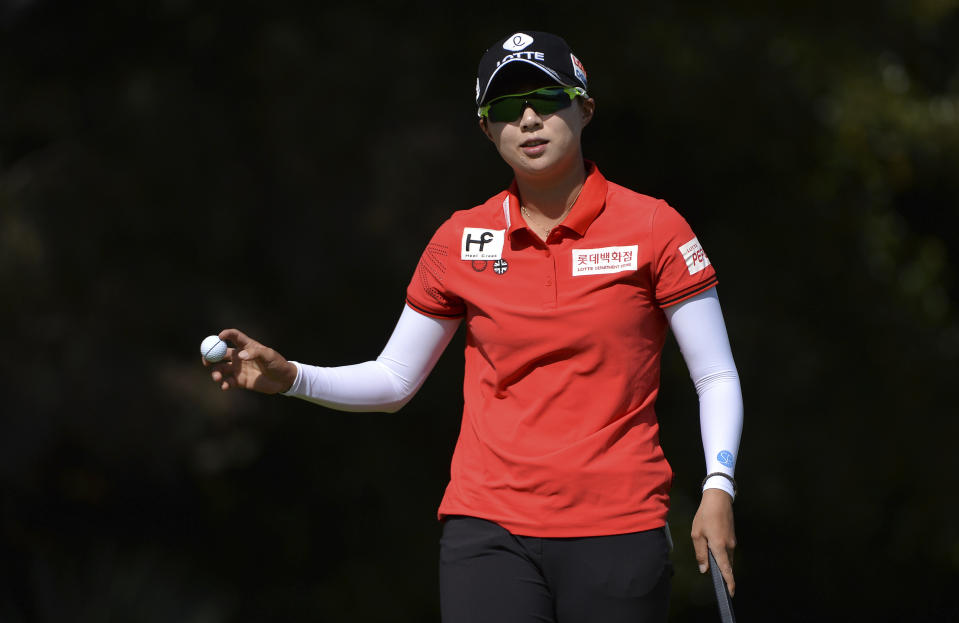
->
xmin=205 ymin=329 xmax=273 ymax=366
xmin=237 ymin=342 xmax=268 ymax=363
xmin=207 ymin=346 xmax=240 ymax=389
xmin=691 ymin=529 xmax=708 ymax=574
xmin=202 ymin=329 xmax=288 ymax=394
xmin=711 ymin=545 xmax=737 ymax=596
xmin=203 ymin=334 xmax=253 ymax=391
xmin=214 ymin=364 xmax=242 ymax=391
xmin=691 ymin=489 xmax=737 ymax=593
xmin=694 ymin=524 xmax=738 ymax=595
xmin=219 ymin=328 xmax=255 ymax=350
xmin=238 ymin=343 xmax=281 ymax=371
xmin=210 ymin=364 xmax=233 ymax=389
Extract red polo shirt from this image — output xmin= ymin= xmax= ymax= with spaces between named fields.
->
xmin=406 ymin=163 xmax=718 ymax=537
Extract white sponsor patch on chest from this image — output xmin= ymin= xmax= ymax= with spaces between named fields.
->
xmin=461 ymin=228 xmax=506 ymax=260
xmin=679 ymin=237 xmax=710 ymax=275
xmin=571 ymin=245 xmax=638 ymax=276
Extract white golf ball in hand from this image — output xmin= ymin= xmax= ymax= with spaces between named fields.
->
xmin=201 ymin=335 xmax=228 ymax=363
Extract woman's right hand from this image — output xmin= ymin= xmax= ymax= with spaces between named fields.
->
xmin=203 ymin=328 xmax=298 ymax=394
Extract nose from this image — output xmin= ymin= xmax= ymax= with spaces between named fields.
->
xmin=519 ymin=104 xmax=543 ymax=130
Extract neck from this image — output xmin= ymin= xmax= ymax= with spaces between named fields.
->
xmin=515 ymin=157 xmax=588 ymax=220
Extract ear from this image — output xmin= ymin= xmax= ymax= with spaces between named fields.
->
xmin=478 ymin=117 xmax=494 ymax=141
xmin=580 ymin=97 xmax=596 ymax=127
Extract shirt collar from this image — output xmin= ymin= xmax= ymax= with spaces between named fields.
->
xmin=505 ymin=160 xmax=608 ymax=239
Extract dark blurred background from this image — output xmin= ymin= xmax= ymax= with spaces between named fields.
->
xmin=2 ymin=0 xmax=957 ymax=621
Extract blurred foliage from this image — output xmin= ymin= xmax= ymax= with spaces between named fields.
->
xmin=2 ymin=0 xmax=958 ymax=621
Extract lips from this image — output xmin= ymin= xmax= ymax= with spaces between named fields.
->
xmin=520 ymin=138 xmax=549 ymax=156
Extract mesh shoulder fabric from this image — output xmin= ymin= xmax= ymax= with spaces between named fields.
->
xmin=406 ymin=220 xmax=467 ymax=319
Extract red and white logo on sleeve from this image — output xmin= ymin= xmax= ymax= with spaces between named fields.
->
xmin=679 ymin=237 xmax=711 ymax=275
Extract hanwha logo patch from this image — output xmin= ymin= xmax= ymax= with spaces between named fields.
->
xmin=570 ymin=53 xmax=587 ymax=85
xmin=493 ymin=259 xmax=509 ymax=275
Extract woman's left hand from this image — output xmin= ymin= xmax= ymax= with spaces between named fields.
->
xmin=691 ymin=488 xmax=736 ymax=596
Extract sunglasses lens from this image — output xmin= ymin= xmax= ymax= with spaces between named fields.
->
xmin=486 ymin=88 xmax=574 ymax=122
xmin=528 ymin=96 xmax=568 ymax=115
xmin=487 ymin=99 xmax=526 ymax=122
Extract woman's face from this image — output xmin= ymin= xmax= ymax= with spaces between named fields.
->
xmin=481 ymin=90 xmax=595 ymax=180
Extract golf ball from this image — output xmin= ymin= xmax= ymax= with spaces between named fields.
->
xmin=201 ymin=335 xmax=228 ymax=362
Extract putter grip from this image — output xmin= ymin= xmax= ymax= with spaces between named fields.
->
xmin=708 ymin=549 xmax=736 ymax=623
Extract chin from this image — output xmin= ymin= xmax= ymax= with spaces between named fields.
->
xmin=523 ymin=158 xmax=560 ymax=173
xmin=515 ymin=151 xmax=575 ymax=176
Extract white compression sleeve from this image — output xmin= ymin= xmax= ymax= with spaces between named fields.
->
xmin=665 ymin=288 xmax=743 ymax=499
xmin=281 ymin=305 xmax=460 ymax=413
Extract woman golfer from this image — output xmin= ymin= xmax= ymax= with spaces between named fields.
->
xmin=205 ymin=30 xmax=743 ymax=623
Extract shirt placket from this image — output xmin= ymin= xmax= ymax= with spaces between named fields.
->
xmin=541 ymin=231 xmax=561 ymax=309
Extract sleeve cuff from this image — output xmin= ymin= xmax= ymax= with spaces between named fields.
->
xmin=657 ymin=276 xmax=719 ymax=308
xmin=702 ymin=474 xmax=736 ymax=500
xmin=404 ymin=298 xmax=465 ymax=320
xmin=280 ymin=361 xmax=303 ymax=397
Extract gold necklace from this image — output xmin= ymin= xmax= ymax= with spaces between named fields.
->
xmin=520 ymin=185 xmax=583 ymax=239
xmin=521 ymin=203 xmax=573 ymax=239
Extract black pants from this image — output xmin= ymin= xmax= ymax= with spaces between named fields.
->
xmin=439 ymin=516 xmax=672 ymax=623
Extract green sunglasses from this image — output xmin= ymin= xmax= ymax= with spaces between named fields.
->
xmin=478 ymin=86 xmax=587 ymax=122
